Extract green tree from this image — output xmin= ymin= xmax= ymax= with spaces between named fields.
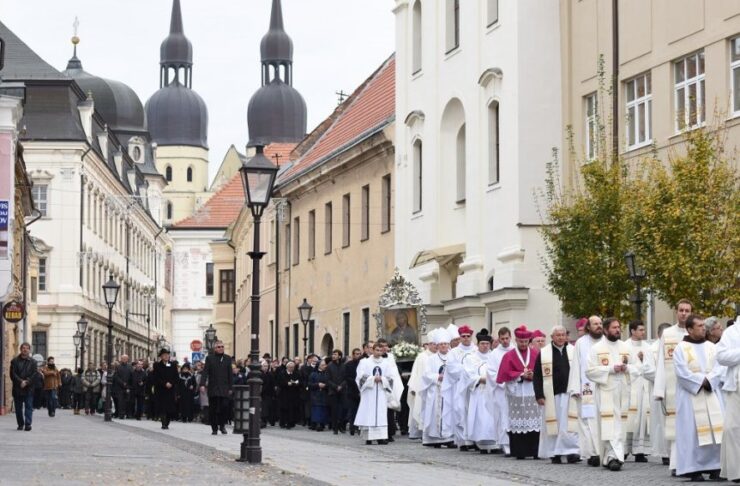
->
xmin=627 ymin=128 xmax=740 ymax=316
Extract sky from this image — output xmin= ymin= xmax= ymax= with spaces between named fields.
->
xmin=0 ymin=0 xmax=396 ymax=182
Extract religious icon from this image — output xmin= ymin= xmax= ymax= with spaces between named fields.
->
xmin=582 ymin=383 xmax=593 ymax=396
xmin=621 ymin=354 xmax=629 ymax=365
xmin=543 ymin=366 xmax=552 ymax=376
xmin=384 ymin=308 xmax=419 ymax=346
xmin=666 ymin=345 xmax=675 ymax=359
xmin=599 ymin=353 xmax=610 ymax=366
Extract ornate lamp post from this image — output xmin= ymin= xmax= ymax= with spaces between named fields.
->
xmin=624 ymin=251 xmax=647 ymax=321
xmin=77 ymin=314 xmax=88 ymax=371
xmin=205 ymin=323 xmax=218 ymax=354
xmin=298 ymin=298 xmax=313 ymax=358
xmin=73 ymin=332 xmax=81 ymax=371
xmin=238 ymin=144 xmax=279 ymax=464
xmin=102 ymin=274 xmax=120 ymax=422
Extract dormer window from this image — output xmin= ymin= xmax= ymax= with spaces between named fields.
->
xmin=133 ymin=146 xmax=142 ymax=161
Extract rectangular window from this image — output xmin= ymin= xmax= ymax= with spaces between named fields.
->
xmin=30 ymin=276 xmax=37 ymax=302
xmin=38 ymin=257 xmax=47 ymax=291
xmin=362 ymin=308 xmax=370 ymax=343
xmin=308 ymin=210 xmax=316 ymax=260
xmin=293 ymin=323 xmax=299 ymax=358
xmin=284 ymin=326 xmax=290 ymax=358
xmin=285 ymin=223 xmax=291 ymax=267
xmin=343 ymin=312 xmax=351 ymax=356
xmin=488 ymin=101 xmax=500 ymax=184
xmin=625 ymin=72 xmax=652 ymax=149
xmin=324 ymin=202 xmax=333 ymax=255
xmin=342 ymin=194 xmax=351 ymax=247
xmin=269 ymin=320 xmax=276 ymax=358
xmin=585 ymin=92 xmax=598 ymax=160
xmin=732 ymin=37 xmax=740 ymax=114
xmin=32 ymin=184 xmax=48 ymax=217
xmin=413 ymin=141 xmax=423 ymax=213
xmin=309 ymin=319 xmax=315 ymax=353
xmin=219 ymin=269 xmax=235 ymax=303
xmin=445 ymin=0 xmax=460 ymax=53
xmin=381 ymin=174 xmax=391 ymax=233
xmin=487 ymin=0 xmax=498 ymax=26
xmin=674 ymin=51 xmax=705 ymax=131
xmin=32 ymin=331 xmax=47 ymax=358
xmin=292 ymin=217 xmax=300 ymax=265
xmin=205 ymin=262 xmax=214 ymax=296
xmin=361 ymin=185 xmax=370 ymax=241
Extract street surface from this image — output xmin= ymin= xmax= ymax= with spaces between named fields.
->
xmin=1 ymin=411 xmax=685 ymax=485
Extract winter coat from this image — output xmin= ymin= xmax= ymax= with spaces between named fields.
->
xmin=82 ymin=369 xmax=101 ymax=393
xmin=41 ymin=366 xmax=61 ymax=390
xmin=10 ymin=355 xmax=38 ymax=397
xmin=201 ymin=353 xmax=234 ymax=398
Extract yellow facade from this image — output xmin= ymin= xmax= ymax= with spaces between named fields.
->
xmin=155 ymin=145 xmax=211 ymax=225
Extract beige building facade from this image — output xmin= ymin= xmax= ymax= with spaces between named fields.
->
xmin=560 ymin=0 xmax=740 ymax=329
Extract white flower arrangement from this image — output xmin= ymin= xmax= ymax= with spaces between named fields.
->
xmin=392 ymin=341 xmax=422 ymax=360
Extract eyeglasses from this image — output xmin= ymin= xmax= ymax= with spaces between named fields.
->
xmin=215 ymin=345 xmax=224 ymax=348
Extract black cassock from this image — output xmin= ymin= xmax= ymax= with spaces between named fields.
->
xmin=152 ymin=361 xmax=178 ymax=424
xmin=277 ymin=371 xmax=301 ymax=427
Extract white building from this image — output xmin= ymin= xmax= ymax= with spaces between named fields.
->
xmin=393 ymin=0 xmax=563 ymax=331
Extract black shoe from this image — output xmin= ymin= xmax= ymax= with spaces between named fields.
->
xmin=607 ymin=459 xmax=622 ymax=471
xmin=662 ymin=457 xmax=670 ymax=466
xmin=634 ymin=454 xmax=648 ymax=463
xmin=387 ymin=436 xmax=395 ymax=443
xmin=444 ymin=443 xmax=457 ymax=449
xmin=708 ymin=470 xmax=721 ymax=481
xmin=349 ymin=426 xmax=355 ymax=436
xmin=377 ymin=439 xmax=389 ymax=445
xmin=365 ymin=440 xmax=372 ymax=445
xmin=432 ymin=444 xmax=442 ymax=449
xmin=211 ymin=431 xmax=217 ymax=435
xmin=220 ymin=426 xmax=227 ymax=434
xmin=460 ymin=445 xmax=470 ymax=452
xmin=687 ymin=473 xmax=705 ymax=482
xmin=566 ymin=454 xmax=582 ymax=464
xmin=333 ymin=429 xmax=338 ymax=435
xmin=491 ymin=448 xmax=504 ymax=455
xmin=551 ymin=456 xmax=563 ymax=464
xmin=587 ymin=456 xmax=600 ymax=467
xmin=24 ymin=425 xmax=31 ymax=431
xmin=480 ymin=450 xmax=490 ymax=455
xmin=17 ymin=425 xmax=23 ymax=431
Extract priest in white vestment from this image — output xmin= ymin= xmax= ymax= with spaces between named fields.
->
xmin=674 ymin=315 xmax=724 ymax=481
xmin=407 ymin=338 xmax=436 ymax=440
xmin=419 ymin=329 xmax=455 ymax=447
xmin=567 ymin=315 xmax=604 ymax=466
xmin=463 ymin=329 xmax=497 ymax=453
xmin=354 ymin=342 xmax=403 ymax=444
xmin=447 ymin=324 xmax=476 ymax=450
xmin=534 ymin=325 xmax=580 ymax=464
xmin=489 ymin=326 xmax=513 ymax=455
xmin=624 ymin=320 xmax=652 ymax=461
xmin=646 ymin=322 xmax=671 ymax=462
xmin=586 ymin=317 xmax=633 ymax=471
xmin=653 ymin=299 xmax=692 ymax=470
xmin=717 ymin=318 xmax=740 ymax=482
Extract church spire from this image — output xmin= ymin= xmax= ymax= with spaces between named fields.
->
xmin=260 ymin=0 xmax=294 ymax=85
xmin=66 ymin=16 xmax=82 ymax=71
xmin=159 ymin=0 xmax=193 ymax=88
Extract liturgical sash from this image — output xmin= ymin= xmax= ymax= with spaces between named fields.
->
xmin=594 ymin=341 xmax=631 ymax=441
xmin=663 ymin=335 xmax=681 ymax=440
xmin=540 ymin=343 xmax=575 ymax=435
xmin=680 ymin=342 xmax=723 ymax=446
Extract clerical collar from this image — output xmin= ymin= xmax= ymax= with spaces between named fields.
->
xmin=683 ymin=335 xmax=706 ymax=344
xmin=553 ymin=343 xmax=565 ymax=352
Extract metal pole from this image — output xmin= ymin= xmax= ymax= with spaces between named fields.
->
xmin=146 ymin=313 xmax=151 ymax=360
xmin=303 ymin=322 xmax=308 ymax=358
xmin=243 ymin=214 xmax=264 ymax=464
xmin=75 ymin=348 xmax=79 ymax=372
xmin=104 ymin=306 xmax=113 ymax=422
xmin=80 ymin=332 xmax=86 ymax=372
xmin=611 ymin=0 xmax=619 ymax=163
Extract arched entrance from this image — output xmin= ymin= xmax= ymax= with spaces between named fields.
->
xmin=320 ymin=333 xmax=334 ymax=358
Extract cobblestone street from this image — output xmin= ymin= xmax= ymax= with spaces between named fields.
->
xmin=1 ymin=410 xmax=686 ymax=486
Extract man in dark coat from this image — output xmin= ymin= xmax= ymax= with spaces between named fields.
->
xmin=10 ymin=343 xmax=37 ymax=431
xmin=278 ymin=361 xmax=301 ymax=428
xmin=200 ymin=340 xmax=233 ymax=435
xmin=327 ymin=350 xmax=345 ymax=434
xmin=113 ymin=355 xmax=133 ymax=419
xmin=299 ymin=355 xmax=318 ymax=427
xmin=131 ymin=360 xmax=147 ymax=420
xmin=152 ymin=349 xmax=178 ymax=429
xmin=341 ymin=348 xmax=363 ymax=435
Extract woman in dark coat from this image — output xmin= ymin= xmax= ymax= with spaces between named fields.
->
xmin=152 ymin=349 xmax=178 ymax=429
xmin=278 ymin=361 xmax=301 ymax=428
xmin=309 ymin=360 xmax=330 ymax=431
xmin=177 ymin=364 xmax=196 ymax=422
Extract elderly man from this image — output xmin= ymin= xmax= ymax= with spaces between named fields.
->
xmin=534 ymin=325 xmax=579 ymax=464
xmin=705 ymin=316 xmax=723 ymax=344
xmin=717 ymin=315 xmax=740 ymax=483
xmin=420 ymin=329 xmax=456 ymax=448
xmin=200 ymin=340 xmax=234 ymax=435
xmin=531 ymin=330 xmax=547 ymax=350
xmin=448 ymin=324 xmax=476 ymax=450
xmin=568 ymin=315 xmax=604 ymax=466
xmin=113 ymin=354 xmax=133 ymax=419
xmin=497 ymin=325 xmax=541 ymax=460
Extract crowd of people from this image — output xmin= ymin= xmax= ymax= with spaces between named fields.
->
xmin=9 ymin=300 xmax=740 ymax=482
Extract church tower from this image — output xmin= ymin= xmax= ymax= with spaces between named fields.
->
xmin=146 ymin=0 xmax=209 ymax=225
xmin=247 ymin=0 xmax=307 ymax=146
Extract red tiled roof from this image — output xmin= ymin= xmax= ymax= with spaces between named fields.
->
xmin=279 ymin=55 xmax=395 ymax=183
xmin=173 ymin=142 xmax=296 ymax=229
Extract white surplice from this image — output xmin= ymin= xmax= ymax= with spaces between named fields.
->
xmin=489 ymin=344 xmax=512 ymax=452
xmin=567 ymin=334 xmax=603 ymax=459
xmin=463 ymin=350 xmax=497 ymax=450
xmin=354 ymin=356 xmax=402 ymax=441
xmin=538 ymin=343 xmax=579 ymax=459
xmin=645 ymin=339 xmax=668 ymax=458
xmin=586 ymin=338 xmax=633 ymax=465
xmin=624 ymin=338 xmax=652 ymax=455
xmin=673 ymin=340 xmax=724 ymax=477
xmin=717 ymin=324 xmax=740 ymax=481
xmin=406 ymin=349 xmax=433 ymax=439
xmin=448 ymin=343 xmax=476 ymax=446
xmin=419 ymin=351 xmax=454 ymax=444
xmin=653 ymin=324 xmax=687 ymax=469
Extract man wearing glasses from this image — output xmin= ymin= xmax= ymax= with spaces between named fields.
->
xmin=200 ymin=340 xmax=234 ymax=435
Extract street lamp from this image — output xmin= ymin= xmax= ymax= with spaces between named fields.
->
xmin=298 ymin=298 xmax=313 ymax=358
xmin=205 ymin=323 xmax=218 ymax=353
xmin=238 ymin=144 xmax=279 ymax=464
xmin=624 ymin=251 xmax=647 ymax=321
xmin=102 ymin=274 xmax=120 ymax=422
xmin=73 ymin=331 xmax=81 ymax=371
xmin=77 ymin=314 xmax=88 ymax=371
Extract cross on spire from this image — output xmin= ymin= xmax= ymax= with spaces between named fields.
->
xmin=336 ymin=90 xmax=349 ymax=104
xmin=272 ymin=153 xmax=283 ymax=166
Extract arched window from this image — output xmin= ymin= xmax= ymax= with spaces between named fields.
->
xmin=186 ymin=166 xmax=193 ymax=182
xmin=412 ymin=0 xmax=422 ymax=74
xmin=456 ymin=124 xmax=466 ymax=203
xmin=488 ymin=101 xmax=500 ymax=185
xmin=165 ymin=165 xmax=172 ymax=182
xmin=412 ymin=139 xmax=423 ymax=213
xmin=166 ymin=201 xmax=173 ymax=220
